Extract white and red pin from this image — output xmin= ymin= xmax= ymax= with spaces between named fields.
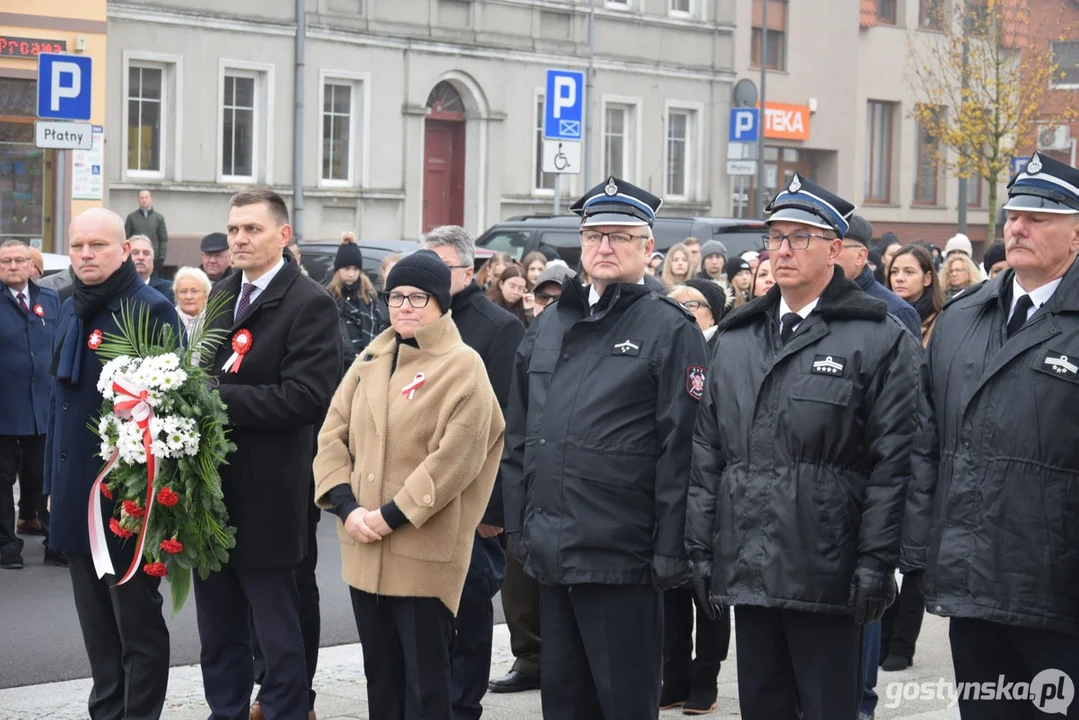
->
xmin=402 ymin=372 xmax=426 ymax=400
xmin=87 ymin=329 xmax=103 ymax=350
xmin=222 ymin=329 xmax=253 ymax=373
xmin=32 ymin=304 xmax=44 ymax=318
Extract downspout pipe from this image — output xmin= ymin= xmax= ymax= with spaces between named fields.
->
xmin=294 ymin=0 xmax=306 ymax=240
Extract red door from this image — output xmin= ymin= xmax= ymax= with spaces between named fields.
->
xmin=423 ymin=120 xmax=465 ymax=232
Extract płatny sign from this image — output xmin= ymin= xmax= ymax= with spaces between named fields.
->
xmin=0 ymin=37 xmax=67 ymax=58
xmin=35 ymin=120 xmax=93 ymax=150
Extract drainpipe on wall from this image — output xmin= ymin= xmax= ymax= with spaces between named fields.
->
xmin=294 ymin=0 xmax=306 ymax=241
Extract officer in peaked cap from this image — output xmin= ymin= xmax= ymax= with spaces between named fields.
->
xmin=903 ymin=151 xmax=1079 ymax=719
xmin=502 ymin=176 xmax=708 ymax=718
xmin=687 ymin=173 xmax=926 ymax=719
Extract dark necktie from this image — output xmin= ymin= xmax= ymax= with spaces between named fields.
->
xmin=16 ymin=292 xmax=28 ymax=314
xmin=1006 ymin=295 xmax=1033 ymax=338
xmin=780 ymin=312 xmax=802 ymax=345
xmin=235 ymin=283 xmax=256 ymax=322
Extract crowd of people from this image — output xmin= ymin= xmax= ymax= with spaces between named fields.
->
xmin=0 ymin=150 xmax=1077 ymax=720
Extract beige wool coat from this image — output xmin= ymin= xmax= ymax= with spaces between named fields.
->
xmin=313 ymin=311 xmax=505 ymax=615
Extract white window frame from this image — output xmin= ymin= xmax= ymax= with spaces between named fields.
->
xmin=317 ymin=70 xmax=370 ymax=189
xmin=217 ymin=60 xmax=275 ymax=184
xmin=121 ymin=51 xmax=183 ymax=182
xmin=604 ymin=0 xmax=632 ymax=9
xmin=669 ymin=0 xmax=696 ymax=19
xmin=600 ymin=95 xmax=642 ymax=184
xmin=532 ymin=87 xmax=555 ymax=197
xmin=1051 ymin=40 xmax=1079 ymax=89
xmin=663 ymin=101 xmax=703 ymax=201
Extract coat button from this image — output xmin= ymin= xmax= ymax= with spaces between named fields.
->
xmin=62 ymin=402 xmax=70 ymax=410
xmin=539 ymin=439 xmax=546 ymax=446
xmin=60 ymin=452 xmax=67 ymax=461
xmin=422 ymin=494 xmax=433 ymax=505
xmin=367 ymin=473 xmax=374 ymax=483
xmin=562 ymin=353 xmax=570 ymax=360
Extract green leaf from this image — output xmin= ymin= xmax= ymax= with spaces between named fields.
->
xmin=169 ymin=565 xmax=192 ymax=616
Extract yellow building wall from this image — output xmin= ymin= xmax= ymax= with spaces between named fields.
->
xmin=0 ymin=0 xmax=108 ymax=249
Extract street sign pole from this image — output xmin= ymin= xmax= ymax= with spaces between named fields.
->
xmin=554 ymin=174 xmax=562 ymax=215
xmin=756 ymin=0 xmax=768 ymax=215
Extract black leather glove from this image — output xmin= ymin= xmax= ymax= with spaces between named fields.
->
xmin=849 ymin=557 xmax=898 ymax=625
xmin=652 ymin=553 xmax=691 ymax=591
xmin=690 ymin=558 xmax=719 ymax=620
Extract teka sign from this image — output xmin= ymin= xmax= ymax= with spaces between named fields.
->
xmin=762 ymin=102 xmax=811 ymax=141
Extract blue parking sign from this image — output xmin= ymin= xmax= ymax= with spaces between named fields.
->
xmin=544 ymin=69 xmax=585 ymax=141
xmin=729 ymin=108 xmax=759 ymax=143
xmin=37 ymin=53 xmax=92 ymax=121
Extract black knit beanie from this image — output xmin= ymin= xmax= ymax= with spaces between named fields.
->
xmin=684 ymin=278 xmax=730 ymax=324
xmin=384 ymin=250 xmax=452 ymax=314
xmin=334 ymin=238 xmax=364 ymax=271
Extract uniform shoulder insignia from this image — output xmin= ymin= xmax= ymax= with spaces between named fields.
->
xmin=657 ymin=294 xmax=696 ymax=321
xmin=686 ymin=365 xmax=706 ymax=401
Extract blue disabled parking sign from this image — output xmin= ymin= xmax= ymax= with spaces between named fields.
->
xmin=544 ymin=69 xmax=585 ymax=141
xmin=37 ymin=53 xmax=92 ymax=121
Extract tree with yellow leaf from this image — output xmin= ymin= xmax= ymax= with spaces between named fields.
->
xmin=908 ymin=0 xmax=1074 ymax=243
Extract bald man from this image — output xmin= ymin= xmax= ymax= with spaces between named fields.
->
xmin=45 ymin=207 xmax=178 ymax=720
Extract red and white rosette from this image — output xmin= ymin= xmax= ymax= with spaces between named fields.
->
xmin=87 ymin=329 xmax=103 ymax=350
xmin=402 ymin=372 xmax=426 ymax=400
xmin=32 ymin=304 xmax=44 ymax=317
xmin=222 ymin=329 xmax=252 ymax=373
xmin=88 ymin=374 xmax=158 ymax=584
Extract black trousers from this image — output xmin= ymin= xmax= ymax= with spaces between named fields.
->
xmin=194 ymin=565 xmax=308 ymax=720
xmin=880 ymin=573 xmax=925 ymax=662
xmin=949 ymin=617 xmax=1079 ymax=719
xmin=351 ymin=589 xmax=455 ymax=720
xmin=68 ymin=551 xmax=170 ymax=720
xmin=500 ymin=551 xmax=541 ymax=676
xmin=734 ymin=605 xmax=863 ymax=720
xmin=539 ymin=583 xmax=663 ymax=720
xmin=0 ymin=435 xmax=47 ymax=552
xmin=255 ymin=506 xmax=321 ymax=711
xmin=662 ymin=586 xmax=731 ymax=694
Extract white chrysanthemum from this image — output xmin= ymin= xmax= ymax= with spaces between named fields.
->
xmin=159 ymin=353 xmax=180 ymax=371
xmin=97 ymin=356 xmax=134 ymax=399
xmin=116 ymin=420 xmax=148 ymax=465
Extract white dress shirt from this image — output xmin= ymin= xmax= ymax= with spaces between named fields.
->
xmin=235 ymin=257 xmax=286 ymax=321
xmin=777 ymin=296 xmax=821 ymax=336
xmin=8 ymin=284 xmax=29 ymax=305
xmin=588 ymin=276 xmax=646 ymax=310
xmin=1008 ymin=276 xmax=1062 ymax=325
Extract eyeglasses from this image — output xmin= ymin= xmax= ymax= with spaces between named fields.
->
xmin=383 ymin=292 xmax=431 ymax=309
xmin=534 ymin=291 xmax=561 ymax=306
xmin=580 ymin=231 xmax=649 ymax=248
xmin=0 ymin=257 xmax=31 ymax=266
xmin=679 ymin=300 xmax=704 ymax=311
xmin=762 ymin=231 xmax=835 ymax=251
xmin=442 ymin=263 xmax=471 ymax=270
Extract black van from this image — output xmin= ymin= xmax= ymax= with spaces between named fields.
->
xmin=476 ymin=214 xmax=767 ymax=269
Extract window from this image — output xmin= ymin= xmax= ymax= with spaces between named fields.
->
xmin=965 ymin=177 xmax=982 ymax=208
xmin=127 ymin=65 xmax=163 ymax=174
xmin=221 ymin=72 xmax=256 ymax=180
xmin=605 ymin=0 xmax=630 ymax=8
xmin=919 ymin=0 xmax=944 ymax=29
xmin=320 ymin=73 xmax=367 ymax=186
xmin=1051 ymin=41 xmax=1079 ymax=88
xmin=603 ymin=102 xmax=637 ymax=183
xmin=665 ymin=107 xmax=698 ymax=199
xmin=534 ymin=96 xmax=556 ymax=193
xmin=751 ymin=0 xmax=787 ymax=70
xmin=670 ymin=0 xmax=692 ymax=15
xmin=914 ymin=112 xmax=941 ymax=205
xmin=877 ymin=0 xmax=897 ymax=24
xmin=865 ymin=101 xmax=894 ymax=203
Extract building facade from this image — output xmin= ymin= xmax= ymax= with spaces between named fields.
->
xmin=104 ymin=0 xmax=736 ymax=252
xmin=1 ymin=1 xmax=108 ymax=253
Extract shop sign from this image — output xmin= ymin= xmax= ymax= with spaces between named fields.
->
xmin=0 ymin=37 xmax=68 ymax=59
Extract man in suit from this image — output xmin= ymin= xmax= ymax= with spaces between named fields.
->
xmin=129 ymin=235 xmax=174 ymax=303
xmin=198 ymin=188 xmax=341 ymax=720
xmin=46 ymin=207 xmax=177 ymax=720
xmin=0 ymin=240 xmax=62 ymax=568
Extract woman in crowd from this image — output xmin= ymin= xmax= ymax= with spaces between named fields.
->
xmin=941 ymin=252 xmax=983 ymax=299
xmin=646 ymin=251 xmax=665 ymax=277
xmin=314 ymin=250 xmax=505 ymax=720
xmin=521 ymin=251 xmax=547 ymax=290
xmin=329 ymin=233 xmax=388 ymax=368
xmin=751 ymin=252 xmax=774 ymax=298
xmin=485 ymin=265 xmax=530 ymax=326
xmin=659 ymin=278 xmax=732 ymax=715
xmin=725 ymin=255 xmax=753 ymax=307
xmin=887 ymin=244 xmax=943 ymax=348
xmin=28 ymin=247 xmax=43 ymax=281
xmin=661 ymin=242 xmax=694 ymax=288
xmin=379 ymin=253 xmax=402 ymax=290
xmin=476 ymin=252 xmax=512 ymax=290
xmin=172 ymin=266 xmax=211 ymax=337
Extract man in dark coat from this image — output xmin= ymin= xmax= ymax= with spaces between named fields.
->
xmin=0 ymin=240 xmax=62 ymax=569
xmin=422 ymin=225 xmax=527 ymax=717
xmin=46 ymin=207 xmax=177 ymax=720
xmin=686 ymin=175 xmax=923 ymax=720
xmin=199 ymin=189 xmax=341 ymax=720
xmin=838 ymin=214 xmax=921 ymax=337
xmin=503 ymin=176 xmax=708 ymax=719
xmin=200 ymin=232 xmax=235 ymax=284
xmin=128 ymin=235 xmax=174 ymax=303
xmin=903 ymin=152 xmax=1079 ymax=719
xmin=124 ymin=189 xmax=168 ymax=275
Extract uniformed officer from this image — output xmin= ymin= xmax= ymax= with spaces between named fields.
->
xmin=903 ymin=152 xmax=1079 ymax=719
xmin=501 ymin=176 xmax=709 ymax=720
xmin=686 ymin=175 xmax=924 ymax=720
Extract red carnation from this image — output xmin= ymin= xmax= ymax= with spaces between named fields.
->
xmin=160 ymin=538 xmax=183 ymax=554
xmin=143 ymin=561 xmax=168 ymax=577
xmin=109 ymin=517 xmax=134 ymax=539
xmin=122 ymin=500 xmax=144 ymax=518
xmin=100 ymin=483 xmax=113 ymax=500
xmin=156 ymin=486 xmax=179 ymax=507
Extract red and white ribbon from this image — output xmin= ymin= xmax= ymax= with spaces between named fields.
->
xmin=222 ymin=329 xmax=252 ymax=373
xmin=88 ymin=374 xmax=158 ymax=584
xmin=402 ymin=372 xmax=426 ymax=400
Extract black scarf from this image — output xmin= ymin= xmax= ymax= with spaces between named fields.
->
xmin=73 ymin=258 xmax=139 ymax=319
xmin=911 ymin=291 xmax=936 ymax=322
xmin=341 ymin=280 xmax=360 ymax=301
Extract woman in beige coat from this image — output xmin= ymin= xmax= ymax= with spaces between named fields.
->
xmin=314 ymin=250 xmax=505 ymax=720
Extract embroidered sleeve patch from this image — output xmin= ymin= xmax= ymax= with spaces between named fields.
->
xmin=686 ymin=365 xmax=707 ymax=401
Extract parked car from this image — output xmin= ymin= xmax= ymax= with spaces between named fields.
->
xmin=297 ymin=239 xmax=494 ymax=287
xmin=475 ymin=214 xmax=768 ymax=269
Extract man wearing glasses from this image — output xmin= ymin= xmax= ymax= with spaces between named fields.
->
xmin=502 ymin=176 xmax=708 ymax=719
xmin=685 ymin=175 xmax=924 ymax=720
